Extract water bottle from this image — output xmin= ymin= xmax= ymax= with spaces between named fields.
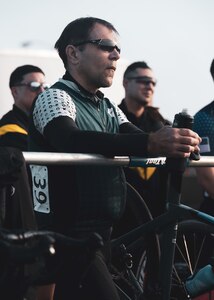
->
xmin=166 ymin=109 xmax=195 ymax=172
xmin=172 ymin=109 xmax=194 ymax=129
xmin=172 ymin=109 xmax=200 ymax=161
xmin=185 ymin=264 xmax=214 ymax=298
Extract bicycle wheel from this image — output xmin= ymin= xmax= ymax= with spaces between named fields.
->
xmin=171 ymin=219 xmax=214 ymax=299
xmin=111 ymin=182 xmax=160 ymax=299
xmin=136 ymin=219 xmax=214 ymax=300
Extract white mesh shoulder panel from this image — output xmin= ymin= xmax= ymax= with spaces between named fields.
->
xmin=110 ymin=101 xmax=129 ymax=125
xmin=33 ymin=89 xmax=76 ymax=134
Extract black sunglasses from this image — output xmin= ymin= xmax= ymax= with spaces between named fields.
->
xmin=127 ymin=76 xmax=157 ymax=87
xmin=15 ymin=81 xmax=50 ymax=92
xmin=73 ymin=39 xmax=121 ymax=54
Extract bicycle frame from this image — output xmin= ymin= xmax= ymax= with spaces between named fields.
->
xmin=23 ymin=152 xmax=214 ymax=300
xmin=111 ymin=160 xmax=214 ymax=300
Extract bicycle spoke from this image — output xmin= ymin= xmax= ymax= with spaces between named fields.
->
xmin=182 ymin=234 xmax=193 ymax=274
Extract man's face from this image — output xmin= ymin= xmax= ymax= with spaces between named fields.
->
xmin=11 ymin=72 xmax=47 ymax=113
xmin=124 ymin=68 xmax=156 ymax=106
xmin=71 ymin=23 xmax=120 ymax=93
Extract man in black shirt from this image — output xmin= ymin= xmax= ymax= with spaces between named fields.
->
xmin=0 ymin=65 xmax=48 ymax=229
xmin=0 ymin=64 xmax=48 ymax=150
xmin=119 ymin=61 xmax=171 ymax=217
xmin=0 ymin=65 xmax=47 ymax=237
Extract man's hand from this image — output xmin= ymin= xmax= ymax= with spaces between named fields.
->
xmin=148 ymin=126 xmax=201 ymax=158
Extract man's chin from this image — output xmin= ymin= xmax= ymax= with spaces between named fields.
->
xmin=139 ymin=99 xmax=149 ymax=106
xmin=101 ymin=79 xmax=113 ymax=88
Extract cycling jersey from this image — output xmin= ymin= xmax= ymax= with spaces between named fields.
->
xmin=193 ymin=101 xmax=214 ymax=156
xmin=0 ymin=106 xmax=35 ymax=230
xmin=0 ymin=105 xmax=28 ymax=151
xmin=193 ymin=101 xmax=214 ymax=202
xmin=28 ymin=77 xmax=149 ymax=237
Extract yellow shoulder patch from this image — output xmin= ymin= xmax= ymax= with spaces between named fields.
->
xmin=0 ymin=124 xmax=28 ymax=136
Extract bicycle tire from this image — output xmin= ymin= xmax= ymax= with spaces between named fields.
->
xmin=174 ymin=219 xmax=214 ymax=276
xmin=136 ymin=219 xmax=214 ymax=300
xmin=111 ymin=182 xmax=161 ymax=299
xmin=171 ymin=219 xmax=214 ymax=299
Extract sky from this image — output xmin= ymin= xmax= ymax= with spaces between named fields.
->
xmin=0 ymin=0 xmax=214 ymax=121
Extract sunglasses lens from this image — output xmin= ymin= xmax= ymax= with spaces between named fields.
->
xmin=30 ymin=82 xmax=40 ymax=88
xmin=136 ymin=79 xmax=156 ymax=86
xmin=29 ymin=82 xmax=50 ymax=91
xmin=29 ymin=82 xmax=40 ymax=91
xmin=128 ymin=76 xmax=156 ymax=87
xmin=99 ymin=40 xmax=121 ymax=54
xmin=99 ymin=45 xmax=115 ymax=52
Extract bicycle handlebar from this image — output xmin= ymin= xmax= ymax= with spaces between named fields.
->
xmin=22 ymin=152 xmax=214 ymax=167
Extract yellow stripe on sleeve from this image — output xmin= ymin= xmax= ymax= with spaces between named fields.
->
xmin=0 ymin=124 xmax=28 ymax=136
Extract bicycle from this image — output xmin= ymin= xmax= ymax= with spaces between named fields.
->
xmin=1 ymin=167 xmax=214 ymax=300
xmin=21 ymin=151 xmax=214 ymax=300
xmin=1 ymin=208 xmax=213 ymax=300
xmin=109 ymin=156 xmax=214 ymax=300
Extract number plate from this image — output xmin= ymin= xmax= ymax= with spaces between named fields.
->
xmin=30 ymin=165 xmax=50 ymax=213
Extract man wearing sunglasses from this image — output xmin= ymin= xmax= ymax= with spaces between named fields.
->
xmin=0 ymin=65 xmax=48 ymax=300
xmin=0 ymin=64 xmax=48 ymax=151
xmin=28 ymin=17 xmax=201 ymax=300
xmin=118 ymin=61 xmax=171 ymax=219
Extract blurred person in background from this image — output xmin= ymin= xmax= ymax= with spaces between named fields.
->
xmin=0 ymin=64 xmax=48 ymax=150
xmin=0 ymin=65 xmax=48 ymax=300
xmin=193 ymin=59 xmax=214 ymax=214
xmin=118 ymin=61 xmax=171 ymax=217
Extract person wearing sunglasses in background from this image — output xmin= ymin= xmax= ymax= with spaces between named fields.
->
xmin=0 ymin=65 xmax=48 ymax=300
xmin=0 ymin=64 xmax=49 ymax=150
xmin=117 ymin=61 xmax=171 ymax=219
xmin=28 ymin=17 xmax=201 ymax=300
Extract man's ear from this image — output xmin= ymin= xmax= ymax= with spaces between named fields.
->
xmin=10 ymin=86 xmax=18 ymax=98
xmin=123 ymin=78 xmax=128 ymax=89
xmin=66 ymin=45 xmax=79 ymax=64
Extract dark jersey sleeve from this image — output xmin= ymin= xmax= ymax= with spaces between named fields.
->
xmin=44 ymin=116 xmax=149 ymax=157
xmin=0 ymin=132 xmax=27 ymax=151
xmin=32 ymin=88 xmax=149 ymax=157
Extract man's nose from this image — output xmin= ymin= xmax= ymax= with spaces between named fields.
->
xmin=110 ymin=48 xmax=120 ymax=60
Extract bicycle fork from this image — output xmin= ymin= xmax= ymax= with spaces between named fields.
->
xmin=158 ymin=164 xmax=186 ymax=300
xmin=158 ymin=216 xmax=179 ymax=300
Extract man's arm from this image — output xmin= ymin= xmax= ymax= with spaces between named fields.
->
xmin=32 ymin=89 xmax=201 ymax=158
xmin=43 ymin=116 xmax=200 ymax=158
xmin=44 ymin=116 xmax=149 ymax=157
